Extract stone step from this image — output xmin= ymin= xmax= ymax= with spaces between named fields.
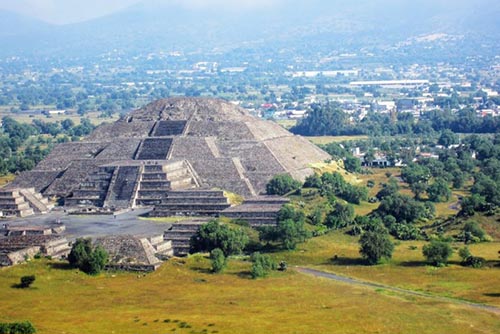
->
xmin=140 ymin=181 xmax=171 ymax=189
xmin=141 ymin=172 xmax=168 ymax=181
xmin=19 ymin=189 xmax=52 ymax=214
xmin=163 ymin=197 xmax=228 ymax=204
xmin=154 ymin=203 xmax=231 ymax=211
xmin=166 ymin=190 xmax=226 ymax=198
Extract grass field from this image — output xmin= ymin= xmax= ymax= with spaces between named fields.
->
xmin=0 ymin=174 xmax=15 ymax=187
xmin=1 ymin=254 xmax=499 ymax=334
xmin=278 ymin=230 xmax=500 ymax=308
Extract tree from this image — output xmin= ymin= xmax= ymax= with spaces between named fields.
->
xmin=423 ymin=240 xmax=453 ymax=266
xmin=325 ymin=203 xmax=354 ymax=229
xmin=359 ymin=227 xmax=394 ymax=265
xmin=210 ymin=248 xmax=226 ymax=273
xmin=344 ymin=155 xmax=361 ymax=173
xmin=427 ymin=178 xmax=452 ymax=202
xmin=438 ymin=129 xmax=458 ymax=147
xmin=68 ymin=238 xmax=108 ymax=275
xmin=459 ymin=194 xmax=487 ymax=216
xmin=190 ymin=221 xmax=249 ymax=256
xmin=266 ymin=174 xmax=302 ymax=195
xmin=259 ymin=219 xmax=310 ymax=250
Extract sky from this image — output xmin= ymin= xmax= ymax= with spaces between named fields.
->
xmin=0 ymin=0 xmax=283 ymax=25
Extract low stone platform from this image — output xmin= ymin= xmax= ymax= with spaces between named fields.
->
xmin=93 ymin=234 xmax=173 ymax=271
xmin=163 ymin=220 xmax=208 ymax=256
xmin=0 ymin=188 xmax=53 ymax=217
xmin=221 ymin=196 xmax=289 ymax=228
xmin=150 ymin=190 xmax=231 ymax=217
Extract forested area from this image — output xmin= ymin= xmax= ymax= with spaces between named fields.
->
xmin=0 ymin=116 xmax=95 ymax=175
xmin=291 ymin=102 xmax=500 ymax=136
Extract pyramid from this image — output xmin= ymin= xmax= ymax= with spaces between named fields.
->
xmin=11 ymin=98 xmax=330 ymax=208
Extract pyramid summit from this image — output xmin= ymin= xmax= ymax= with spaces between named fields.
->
xmin=11 ymin=97 xmax=330 ymax=209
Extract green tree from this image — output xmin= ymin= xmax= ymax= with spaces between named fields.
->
xmin=259 ymin=219 xmax=310 ymax=250
xmin=190 ymin=221 xmax=249 ymax=256
xmin=359 ymin=227 xmax=394 ymax=265
xmin=423 ymin=240 xmax=453 ymax=266
xmin=438 ymin=129 xmax=458 ymax=147
xmin=68 ymin=238 xmax=108 ymax=275
xmin=266 ymin=174 xmax=302 ymax=195
xmin=344 ymin=155 xmax=361 ymax=173
xmin=427 ymin=178 xmax=452 ymax=202
xmin=210 ymin=248 xmax=226 ymax=273
xmin=325 ymin=203 xmax=354 ymax=229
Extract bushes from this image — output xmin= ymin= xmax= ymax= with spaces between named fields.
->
xmin=423 ymin=240 xmax=453 ymax=266
xmin=266 ymin=174 xmax=302 ymax=195
xmin=259 ymin=219 xmax=310 ymax=250
xmin=458 ymin=247 xmax=485 ymax=268
xmin=0 ymin=321 xmax=36 ymax=334
xmin=190 ymin=220 xmax=249 ymax=256
xmin=210 ymin=248 xmax=226 ymax=273
xmin=250 ymin=252 xmax=276 ymax=279
xmin=459 ymin=221 xmax=490 ymax=243
xmin=19 ymin=275 xmax=35 ymax=289
xmin=68 ymin=238 xmax=108 ymax=275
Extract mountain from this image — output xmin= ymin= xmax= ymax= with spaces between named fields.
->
xmin=1 ymin=0 xmax=499 ymax=58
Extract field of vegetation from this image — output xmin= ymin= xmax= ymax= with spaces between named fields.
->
xmin=0 ymin=253 xmax=499 ymax=334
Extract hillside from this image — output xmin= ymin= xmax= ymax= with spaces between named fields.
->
xmin=1 ymin=0 xmax=499 ymax=58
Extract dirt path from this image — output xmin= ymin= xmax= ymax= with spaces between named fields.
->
xmin=296 ymin=266 xmax=500 ymax=315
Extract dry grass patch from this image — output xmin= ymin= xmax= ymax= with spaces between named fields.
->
xmin=278 ymin=230 xmax=500 ymax=307
xmin=0 ymin=257 xmax=499 ymax=334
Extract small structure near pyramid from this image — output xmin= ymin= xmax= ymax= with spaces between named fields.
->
xmin=10 ymin=98 xmax=330 ymax=218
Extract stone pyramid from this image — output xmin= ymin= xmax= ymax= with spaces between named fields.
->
xmin=11 ymin=98 xmax=330 ymax=208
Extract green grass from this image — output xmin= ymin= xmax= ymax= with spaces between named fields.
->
xmin=1 ymin=257 xmax=499 ymax=334
xmin=277 ymin=230 xmax=500 ymax=308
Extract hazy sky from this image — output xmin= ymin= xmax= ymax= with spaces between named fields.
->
xmin=0 ymin=0 xmax=283 ymax=24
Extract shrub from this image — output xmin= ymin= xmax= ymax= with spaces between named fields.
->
xmin=210 ymin=248 xmax=226 ymax=273
xmin=190 ymin=220 xmax=249 ymax=256
xmin=458 ymin=247 xmax=485 ymax=268
xmin=266 ymin=174 xmax=302 ymax=195
xmin=68 ymin=238 xmax=108 ymax=275
xmin=258 ymin=219 xmax=310 ymax=250
xmin=0 ymin=321 xmax=36 ymax=334
xmin=460 ymin=221 xmax=489 ymax=243
xmin=423 ymin=240 xmax=453 ymax=266
xmin=359 ymin=227 xmax=394 ymax=265
xmin=250 ymin=252 xmax=276 ymax=279
xmin=19 ymin=275 xmax=35 ymax=289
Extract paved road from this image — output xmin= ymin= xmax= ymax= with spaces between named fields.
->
xmin=296 ymin=267 xmax=500 ymax=315
xmin=2 ymin=208 xmax=175 ymax=239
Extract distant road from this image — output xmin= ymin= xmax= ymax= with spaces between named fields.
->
xmin=296 ymin=266 xmax=500 ymax=315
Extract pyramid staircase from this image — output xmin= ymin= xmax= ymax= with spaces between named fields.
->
xmin=135 ymin=160 xmax=198 ymax=207
xmin=163 ymin=220 xmax=207 ymax=256
xmin=0 ymin=188 xmax=53 ymax=217
xmin=65 ymin=167 xmax=115 ymax=207
xmin=149 ymin=190 xmax=231 ymax=217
